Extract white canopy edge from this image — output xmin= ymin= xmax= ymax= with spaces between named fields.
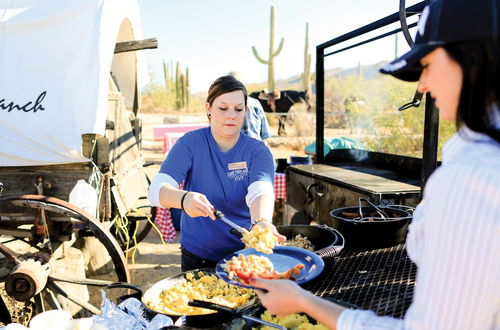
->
xmin=0 ymin=0 xmax=148 ymax=166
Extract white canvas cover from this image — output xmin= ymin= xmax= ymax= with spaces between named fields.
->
xmin=0 ymin=0 xmax=148 ymax=166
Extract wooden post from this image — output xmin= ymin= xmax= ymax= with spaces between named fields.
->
xmin=114 ymin=38 xmax=158 ymax=54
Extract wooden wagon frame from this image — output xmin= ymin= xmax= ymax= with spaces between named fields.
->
xmin=0 ymin=2 xmax=157 ymax=323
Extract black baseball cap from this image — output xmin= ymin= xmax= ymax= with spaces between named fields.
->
xmin=380 ymin=0 xmax=500 ymax=82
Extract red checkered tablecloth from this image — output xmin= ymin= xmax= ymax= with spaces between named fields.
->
xmin=154 ymin=207 xmax=176 ymax=242
xmin=154 ymin=173 xmax=286 ymax=241
xmin=274 ymin=173 xmax=286 ymax=199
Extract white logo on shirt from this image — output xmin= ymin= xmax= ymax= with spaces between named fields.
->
xmin=227 ymin=168 xmax=248 ymax=181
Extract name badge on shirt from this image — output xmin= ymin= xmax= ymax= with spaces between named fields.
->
xmin=228 ymin=161 xmax=247 ymax=170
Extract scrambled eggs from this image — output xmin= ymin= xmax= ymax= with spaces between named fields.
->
xmin=254 ymin=310 xmax=329 ymax=330
xmin=242 ymin=226 xmax=278 ymax=254
xmin=145 ymin=271 xmax=254 ymax=315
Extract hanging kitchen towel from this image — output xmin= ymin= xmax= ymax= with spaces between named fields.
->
xmin=154 ymin=207 xmax=177 ymax=242
xmin=274 ymin=173 xmax=287 ymax=200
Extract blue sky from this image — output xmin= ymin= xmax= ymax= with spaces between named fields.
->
xmin=138 ymin=0 xmax=420 ymax=92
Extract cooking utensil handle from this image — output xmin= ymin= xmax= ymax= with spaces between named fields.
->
xmin=242 ymin=315 xmax=287 ymax=330
xmin=213 ymin=209 xmax=245 ymax=234
xmin=213 ymin=209 xmax=224 ymax=219
xmin=106 ymin=282 xmax=143 ymax=296
xmin=188 ymin=299 xmax=237 ymax=315
xmin=188 ymin=300 xmax=285 ymax=330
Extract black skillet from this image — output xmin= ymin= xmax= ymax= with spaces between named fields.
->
xmin=107 ymin=268 xmax=256 ymax=328
xmin=276 ymin=224 xmax=345 ymax=258
xmin=330 ymin=205 xmax=412 ymax=248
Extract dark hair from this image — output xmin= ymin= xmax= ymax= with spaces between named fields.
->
xmin=444 ymin=39 xmax=500 ymax=143
xmin=206 ymin=75 xmax=248 ymax=106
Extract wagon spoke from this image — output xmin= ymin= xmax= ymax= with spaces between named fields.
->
xmin=47 ymin=282 xmax=101 ymax=316
xmin=44 ymin=288 xmax=63 ymax=310
xmin=33 ymin=293 xmax=46 ymax=314
xmin=49 ymin=274 xmax=114 ymax=287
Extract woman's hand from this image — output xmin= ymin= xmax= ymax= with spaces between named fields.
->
xmin=254 ymin=221 xmax=286 ymax=242
xmin=253 ymin=278 xmax=344 ymax=328
xmin=251 ymin=278 xmax=309 ymax=316
xmin=182 ymin=191 xmax=216 ymax=220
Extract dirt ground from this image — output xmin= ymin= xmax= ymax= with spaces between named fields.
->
xmin=126 ymin=112 xmax=309 ymax=286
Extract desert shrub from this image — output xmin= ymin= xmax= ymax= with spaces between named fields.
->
xmin=287 ymin=102 xmax=315 ymax=137
xmin=323 ymin=73 xmax=457 ymax=158
xmin=141 ymin=79 xmax=206 ymax=114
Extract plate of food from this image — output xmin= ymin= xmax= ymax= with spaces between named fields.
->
xmin=216 ymin=246 xmax=324 ymax=289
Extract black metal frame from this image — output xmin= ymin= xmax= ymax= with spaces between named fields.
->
xmin=315 ymin=1 xmax=439 ymax=187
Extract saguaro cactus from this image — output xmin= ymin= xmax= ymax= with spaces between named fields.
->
xmin=175 ymin=62 xmax=182 ymax=109
xmin=185 ymin=67 xmax=190 ymax=107
xmin=302 ymin=22 xmax=311 ymax=92
xmin=180 ymin=74 xmax=186 ymax=108
xmin=163 ymin=60 xmax=171 ymax=90
xmin=252 ymin=5 xmax=284 ymax=92
xmin=163 ymin=60 xmax=191 ymax=109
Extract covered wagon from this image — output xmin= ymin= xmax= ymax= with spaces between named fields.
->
xmin=0 ymin=0 xmax=156 ymax=323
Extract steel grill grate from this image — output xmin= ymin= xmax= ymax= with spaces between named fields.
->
xmin=304 ymin=244 xmax=416 ymax=319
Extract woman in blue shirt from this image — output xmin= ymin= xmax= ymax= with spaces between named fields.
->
xmin=148 ymin=75 xmax=284 ymax=271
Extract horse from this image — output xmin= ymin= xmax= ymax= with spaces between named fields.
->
xmin=249 ymin=89 xmax=311 ymax=136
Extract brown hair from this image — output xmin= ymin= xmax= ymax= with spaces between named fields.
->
xmin=206 ymin=75 xmax=248 ymax=106
xmin=444 ymin=39 xmax=500 ymax=143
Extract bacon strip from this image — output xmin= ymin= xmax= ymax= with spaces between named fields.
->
xmin=230 ymin=263 xmax=305 ymax=284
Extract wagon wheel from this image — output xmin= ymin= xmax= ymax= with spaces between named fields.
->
xmin=0 ymin=195 xmax=130 ymax=323
xmin=399 ymin=0 xmax=415 ymax=47
xmin=112 ymin=198 xmax=155 ymax=251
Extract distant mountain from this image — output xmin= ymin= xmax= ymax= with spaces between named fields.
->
xmin=191 ymin=61 xmax=390 ymax=98
xmin=325 ymin=61 xmax=389 ymax=79
xmin=252 ymin=61 xmax=390 ymax=92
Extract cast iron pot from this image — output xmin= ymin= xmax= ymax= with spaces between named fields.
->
xmin=329 ymin=206 xmax=412 ymax=248
xmin=108 ymin=268 xmax=257 ymax=328
xmin=276 ymin=224 xmax=345 ymax=258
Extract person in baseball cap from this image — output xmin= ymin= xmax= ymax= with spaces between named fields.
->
xmin=250 ymin=1 xmax=500 ymax=329
xmin=381 ymin=0 xmax=500 ymax=82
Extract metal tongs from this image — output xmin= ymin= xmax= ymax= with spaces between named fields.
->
xmin=357 ymin=197 xmax=389 ymax=221
xmin=188 ymin=300 xmax=287 ymax=330
xmin=213 ymin=209 xmax=245 ymax=236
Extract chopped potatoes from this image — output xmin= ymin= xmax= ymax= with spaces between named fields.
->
xmin=242 ymin=225 xmax=278 ymax=254
xmin=279 ymin=234 xmax=315 ymax=251
xmin=145 ymin=271 xmax=254 ymax=315
xmin=254 ymin=310 xmax=329 ymax=330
